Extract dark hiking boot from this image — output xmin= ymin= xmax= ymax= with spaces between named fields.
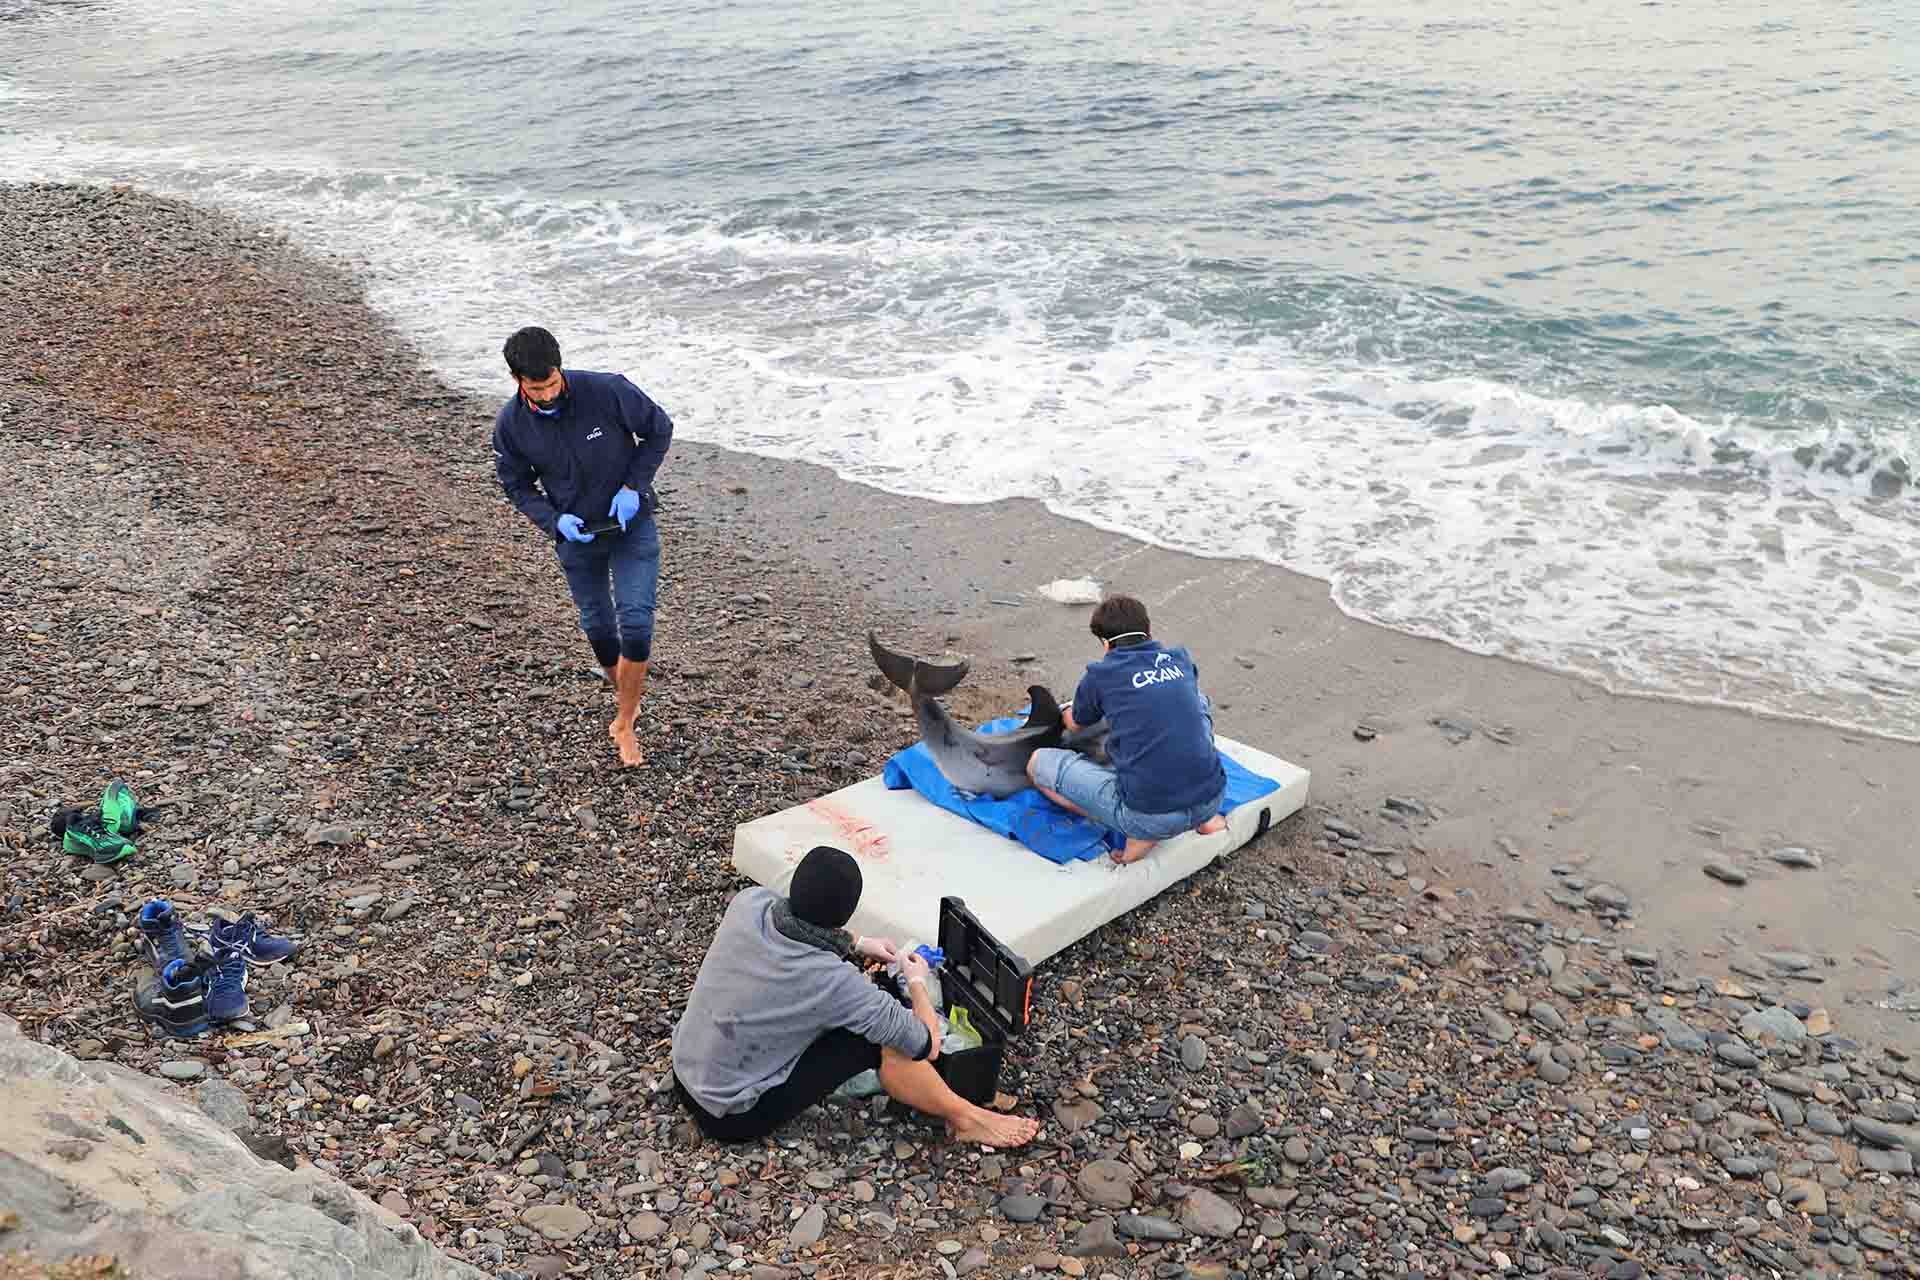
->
xmin=134 ymin=957 xmax=212 ymax=1039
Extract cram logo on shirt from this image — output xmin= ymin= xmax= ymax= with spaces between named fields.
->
xmin=584 ymin=427 xmax=605 ymax=441
xmin=1131 ymin=651 xmax=1187 ymax=689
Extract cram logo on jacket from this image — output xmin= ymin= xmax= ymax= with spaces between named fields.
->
xmin=1131 ymin=651 xmax=1187 ymax=689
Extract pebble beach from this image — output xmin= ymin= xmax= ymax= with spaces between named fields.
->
xmin=4 ymin=183 xmax=1920 ymax=1280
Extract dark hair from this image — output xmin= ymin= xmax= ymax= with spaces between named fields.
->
xmin=1089 ymin=594 xmax=1151 ymax=641
xmin=503 ymin=326 xmax=563 ymax=381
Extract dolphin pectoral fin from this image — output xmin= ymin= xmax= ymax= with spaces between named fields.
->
xmin=1023 ymin=685 xmax=1064 ymax=733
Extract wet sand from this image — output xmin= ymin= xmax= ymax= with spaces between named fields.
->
xmin=668 ymin=442 xmax=1920 ymax=1051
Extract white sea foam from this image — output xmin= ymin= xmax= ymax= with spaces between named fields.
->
xmin=6 ymin=134 xmax=1916 ymax=740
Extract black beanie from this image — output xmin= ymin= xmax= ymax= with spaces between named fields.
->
xmin=789 ymin=845 xmax=862 ymax=929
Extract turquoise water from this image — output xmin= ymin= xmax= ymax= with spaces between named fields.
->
xmin=4 ymin=0 xmax=1917 ymax=736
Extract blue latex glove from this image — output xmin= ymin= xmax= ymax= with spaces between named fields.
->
xmin=556 ymin=514 xmax=595 ymax=544
xmin=609 ymin=485 xmax=642 ymax=531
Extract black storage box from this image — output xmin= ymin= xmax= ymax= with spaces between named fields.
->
xmin=885 ymin=896 xmax=1033 ymax=1107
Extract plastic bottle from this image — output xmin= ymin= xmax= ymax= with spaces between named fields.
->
xmin=944 ymin=1005 xmax=983 ymax=1052
xmin=891 ymin=941 xmax=944 ymax=1010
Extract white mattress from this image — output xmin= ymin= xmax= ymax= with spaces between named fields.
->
xmin=731 ymin=736 xmax=1309 ymax=964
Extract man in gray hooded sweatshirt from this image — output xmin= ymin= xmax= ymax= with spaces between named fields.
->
xmin=672 ymin=846 xmax=1041 ymax=1147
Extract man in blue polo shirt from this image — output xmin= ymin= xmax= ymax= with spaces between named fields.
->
xmin=1026 ymin=594 xmax=1228 ymax=864
xmin=493 ymin=326 xmax=673 ymax=767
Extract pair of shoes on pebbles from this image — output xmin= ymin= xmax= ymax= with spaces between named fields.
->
xmin=133 ymin=900 xmax=303 ymax=1039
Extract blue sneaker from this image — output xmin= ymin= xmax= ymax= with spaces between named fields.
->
xmin=134 ymin=957 xmax=211 ymax=1038
xmin=206 ymin=913 xmax=303 ymax=966
xmin=137 ymin=900 xmax=192 ymax=970
xmin=205 ymin=944 xmax=250 ymax=1023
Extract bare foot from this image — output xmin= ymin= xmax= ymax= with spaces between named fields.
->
xmin=947 ymin=1108 xmax=1040 ymax=1149
xmin=1197 ymin=815 xmax=1228 ymax=835
xmin=611 ymin=721 xmax=644 ymax=767
xmin=1112 ymin=837 xmax=1158 ymax=865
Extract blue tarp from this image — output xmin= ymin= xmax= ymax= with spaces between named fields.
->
xmin=881 ymin=712 xmax=1283 ymax=865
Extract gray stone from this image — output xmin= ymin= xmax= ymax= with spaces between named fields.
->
xmin=1740 ymin=1007 xmax=1807 ymax=1044
xmin=1537 ymin=1057 xmax=1571 ymax=1085
xmin=522 ymin=1204 xmax=593 ymax=1243
xmin=381 ymin=897 xmax=418 ymax=922
xmin=0 ymin=1012 xmax=488 ymax=1279
xmin=955 ymin=1248 xmax=990 ymax=1277
xmin=1768 ymin=846 xmax=1822 ymax=869
xmin=1071 ymin=1216 xmax=1127 ymax=1258
xmin=1758 ymin=950 xmax=1814 ymax=973
xmin=1225 ymin=1102 xmax=1265 ymax=1139
xmin=304 ymin=823 xmax=355 ymax=846
xmin=1858 ymin=1226 xmax=1901 ymax=1252
xmin=1052 ymin=1096 xmax=1104 ymax=1132
xmin=192 ymin=1079 xmax=250 ymax=1131
xmin=1853 ymin=1116 xmax=1920 ymax=1156
xmin=157 ymin=1060 xmax=205 ymax=1081
xmin=1529 ymin=1001 xmax=1567 ymax=1033
xmin=998 ymin=1193 xmax=1044 ymax=1223
xmin=789 ymin=1204 xmax=826 ymax=1248
xmin=1076 ymin=1159 xmax=1136 ymax=1210
xmin=1283 ymin=1136 xmax=1311 ymax=1164
xmin=1650 ymin=1010 xmax=1707 ymax=1053
xmin=1860 ymin=1148 xmax=1914 ymax=1175
xmin=1482 ymin=1009 xmax=1516 ymax=1043
xmin=1180 ymin=1035 xmax=1208 ymax=1071
xmin=1715 ymin=1041 xmax=1760 ymax=1069
xmin=1806 ymin=1105 xmax=1845 ymax=1136
xmin=625 ymin=1211 xmax=667 ymax=1240
xmin=379 ymin=854 xmax=423 ymax=871
xmin=1116 ymin=1214 xmax=1184 ymax=1241
xmin=1583 ymin=884 xmax=1631 ymax=911
xmin=1702 ymin=860 xmax=1748 ymax=886
xmin=1179 ymin=1187 xmax=1244 ymax=1238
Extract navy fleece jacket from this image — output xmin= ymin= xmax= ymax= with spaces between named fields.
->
xmin=492 ymin=368 xmax=673 ymax=539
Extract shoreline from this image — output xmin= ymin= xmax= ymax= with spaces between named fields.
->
xmin=667 ymin=440 xmax=1920 ymax=1051
xmin=4 ymin=182 xmax=1919 ymax=1278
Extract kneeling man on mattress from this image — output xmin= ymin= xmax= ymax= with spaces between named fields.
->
xmin=671 ymin=845 xmax=1040 ymax=1147
xmin=1026 ymin=593 xmax=1229 ymax=865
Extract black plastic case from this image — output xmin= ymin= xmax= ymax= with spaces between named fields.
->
xmin=929 ymin=895 xmax=1034 ymax=1104
xmin=880 ymin=896 xmax=1033 ymax=1107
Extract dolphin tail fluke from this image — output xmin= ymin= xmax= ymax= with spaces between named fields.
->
xmin=1023 ymin=684 xmax=1064 ymax=732
xmin=868 ymin=631 xmax=970 ymax=697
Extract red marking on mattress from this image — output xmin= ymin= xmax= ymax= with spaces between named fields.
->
xmin=804 ymin=798 xmax=893 ymax=862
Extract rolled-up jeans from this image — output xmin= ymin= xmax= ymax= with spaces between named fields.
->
xmin=1030 ymin=749 xmax=1226 ymax=841
xmin=1028 ymin=697 xmax=1225 ymax=841
xmin=554 ymin=516 xmax=660 ymax=668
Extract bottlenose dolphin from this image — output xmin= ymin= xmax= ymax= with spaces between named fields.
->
xmin=868 ymin=632 xmax=1110 ymax=798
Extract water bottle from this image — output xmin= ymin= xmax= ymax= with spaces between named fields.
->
xmin=892 ymin=941 xmax=944 ymax=1010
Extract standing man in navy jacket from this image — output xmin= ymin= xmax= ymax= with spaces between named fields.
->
xmin=493 ymin=326 xmax=673 ymax=768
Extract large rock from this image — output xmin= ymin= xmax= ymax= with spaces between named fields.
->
xmin=1076 ymin=1159 xmax=1137 ymax=1210
xmin=1178 ymin=1187 xmax=1244 ymax=1238
xmin=0 ymin=1013 xmax=486 ymax=1280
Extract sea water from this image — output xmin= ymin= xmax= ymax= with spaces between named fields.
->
xmin=2 ymin=0 xmax=1915 ymax=736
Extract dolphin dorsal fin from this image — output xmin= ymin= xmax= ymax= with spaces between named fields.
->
xmin=1023 ymin=685 xmax=1063 ymax=731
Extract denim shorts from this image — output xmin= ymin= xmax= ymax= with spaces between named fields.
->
xmin=554 ymin=516 xmax=661 ymax=664
xmin=1029 ymin=748 xmax=1227 ymax=842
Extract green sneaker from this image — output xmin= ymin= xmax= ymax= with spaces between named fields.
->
xmin=62 ymin=812 xmax=136 ymax=865
xmin=101 ymin=780 xmax=142 ymax=836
